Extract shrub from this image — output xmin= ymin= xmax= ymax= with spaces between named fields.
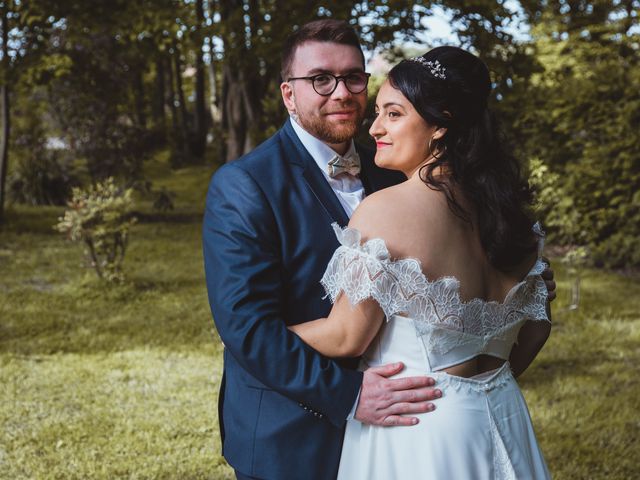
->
xmin=152 ymin=187 xmax=175 ymax=213
xmin=55 ymin=178 xmax=136 ymax=282
xmin=8 ymin=149 xmax=79 ymax=206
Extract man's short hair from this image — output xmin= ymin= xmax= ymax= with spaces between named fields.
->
xmin=281 ymin=19 xmax=365 ymax=81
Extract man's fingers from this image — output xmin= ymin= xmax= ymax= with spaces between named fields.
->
xmin=541 ymin=267 xmax=554 ymax=279
xmin=383 ymin=415 xmax=420 ymax=427
xmin=390 ymin=387 xmax=442 ymax=403
xmin=386 ymin=401 xmax=435 ymax=416
xmin=367 ymin=362 xmax=405 ymax=378
xmin=386 ymin=375 xmax=435 ymax=391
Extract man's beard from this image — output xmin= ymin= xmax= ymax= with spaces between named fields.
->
xmin=296 ymin=102 xmax=364 ymax=144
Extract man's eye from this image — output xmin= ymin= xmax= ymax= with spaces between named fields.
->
xmin=346 ymin=73 xmax=365 ymax=82
xmin=314 ymin=74 xmax=333 ymax=86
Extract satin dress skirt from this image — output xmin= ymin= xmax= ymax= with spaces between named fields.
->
xmin=337 ymin=317 xmax=551 ymax=480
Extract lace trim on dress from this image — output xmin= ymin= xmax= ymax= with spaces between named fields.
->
xmin=321 ymin=223 xmax=550 ymax=357
xmin=488 ymin=407 xmax=518 ymax=480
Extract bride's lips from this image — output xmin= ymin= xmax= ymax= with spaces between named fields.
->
xmin=376 ymin=141 xmax=392 ymax=149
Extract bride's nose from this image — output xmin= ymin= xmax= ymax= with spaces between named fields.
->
xmin=369 ymin=114 xmax=384 ymax=138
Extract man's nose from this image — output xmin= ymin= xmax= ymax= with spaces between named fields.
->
xmin=330 ymin=78 xmax=353 ymax=100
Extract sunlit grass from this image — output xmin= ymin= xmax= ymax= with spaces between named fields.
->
xmin=0 ymin=161 xmax=233 ymax=479
xmin=521 ymin=269 xmax=640 ymax=479
xmin=1 ymin=158 xmax=638 ymax=479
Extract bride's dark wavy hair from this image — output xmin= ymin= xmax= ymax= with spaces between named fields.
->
xmin=388 ymin=46 xmax=537 ymax=271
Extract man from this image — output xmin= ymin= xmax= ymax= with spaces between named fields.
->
xmin=203 ymin=19 xmax=555 ymax=480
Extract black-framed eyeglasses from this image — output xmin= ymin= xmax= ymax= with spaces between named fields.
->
xmin=287 ymin=72 xmax=371 ymax=96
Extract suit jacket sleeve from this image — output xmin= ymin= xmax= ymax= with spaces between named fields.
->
xmin=203 ymin=163 xmax=363 ymax=428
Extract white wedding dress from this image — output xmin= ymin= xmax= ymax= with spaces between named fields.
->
xmin=322 ymin=223 xmax=551 ymax=480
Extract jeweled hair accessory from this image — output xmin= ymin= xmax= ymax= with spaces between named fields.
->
xmin=409 ymin=56 xmax=447 ymax=80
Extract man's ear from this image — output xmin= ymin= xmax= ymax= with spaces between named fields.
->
xmin=281 ymin=82 xmax=296 ymax=114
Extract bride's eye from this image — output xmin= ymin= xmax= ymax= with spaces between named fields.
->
xmin=388 ymin=111 xmax=400 ymax=118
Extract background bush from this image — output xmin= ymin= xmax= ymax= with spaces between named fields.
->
xmin=55 ymin=177 xmax=136 ymax=282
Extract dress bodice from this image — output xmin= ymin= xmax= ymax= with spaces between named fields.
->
xmin=321 ymin=223 xmax=550 ymax=372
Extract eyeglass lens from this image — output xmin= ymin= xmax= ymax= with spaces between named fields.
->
xmin=313 ymin=73 xmax=368 ymax=95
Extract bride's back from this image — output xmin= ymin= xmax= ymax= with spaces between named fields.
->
xmin=349 ymin=178 xmax=537 ymax=377
xmin=353 ymin=179 xmax=535 ymax=305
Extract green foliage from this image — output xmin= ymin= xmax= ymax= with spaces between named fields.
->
xmin=529 ymin=158 xmax=578 ymax=244
xmin=8 ymin=97 xmax=79 ymax=205
xmin=8 ymin=148 xmax=78 ymax=206
xmin=1 ymin=0 xmax=638 ymax=267
xmin=44 ymin=38 xmax=152 ymax=180
xmin=512 ymin=6 xmax=640 ymax=268
xmin=55 ymin=178 xmax=136 ymax=282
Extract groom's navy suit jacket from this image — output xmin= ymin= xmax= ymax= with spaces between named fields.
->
xmin=203 ymin=119 xmax=404 ymax=479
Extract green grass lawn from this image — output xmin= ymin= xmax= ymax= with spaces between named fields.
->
xmin=1 ymin=158 xmax=639 ymax=479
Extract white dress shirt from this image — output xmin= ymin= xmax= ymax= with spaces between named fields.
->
xmin=290 ymin=117 xmax=364 ymax=420
xmin=290 ymin=117 xmax=365 ymax=218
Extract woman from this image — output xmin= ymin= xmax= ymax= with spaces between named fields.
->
xmin=289 ymin=46 xmax=551 ymax=479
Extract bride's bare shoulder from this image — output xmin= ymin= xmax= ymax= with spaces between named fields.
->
xmin=349 ymin=182 xmax=447 ymax=258
xmin=349 ymin=184 xmax=404 ymax=229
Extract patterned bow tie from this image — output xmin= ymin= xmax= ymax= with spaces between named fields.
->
xmin=327 ymin=152 xmax=361 ymax=178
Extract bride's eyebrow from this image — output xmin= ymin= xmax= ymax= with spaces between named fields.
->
xmin=382 ymin=102 xmax=406 ymax=111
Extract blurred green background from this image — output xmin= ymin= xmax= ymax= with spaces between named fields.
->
xmin=0 ymin=1 xmax=638 ymax=479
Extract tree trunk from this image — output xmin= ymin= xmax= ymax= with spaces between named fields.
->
xmin=222 ymin=64 xmax=245 ymax=162
xmin=0 ymin=3 xmax=9 ymax=222
xmin=173 ymin=40 xmax=190 ymax=157
xmin=152 ymin=53 xmax=166 ymax=133
xmin=132 ymin=67 xmax=146 ymax=129
xmin=208 ymin=47 xmax=221 ymax=124
xmin=192 ymin=0 xmax=208 ymax=159
xmin=219 ymin=0 xmax=261 ymax=162
xmin=165 ymin=52 xmax=187 ymax=167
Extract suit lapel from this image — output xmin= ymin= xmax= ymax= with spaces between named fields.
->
xmin=282 ymin=120 xmax=350 ymax=226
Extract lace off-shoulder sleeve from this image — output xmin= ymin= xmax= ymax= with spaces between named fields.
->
xmin=519 ymin=222 xmax=550 ymax=322
xmin=512 ymin=260 xmax=550 ymax=323
xmin=320 ymin=223 xmax=420 ymax=321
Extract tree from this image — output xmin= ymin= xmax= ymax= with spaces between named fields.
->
xmin=514 ymin=1 xmax=640 ymax=266
xmin=210 ymin=0 xmax=433 ymax=162
xmin=0 ymin=0 xmax=64 ymax=218
xmin=192 ymin=0 xmax=209 ymax=158
xmin=0 ymin=1 xmax=9 ymax=222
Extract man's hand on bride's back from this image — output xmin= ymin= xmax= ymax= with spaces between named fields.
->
xmin=355 ymin=362 xmax=441 ymax=427
xmin=541 ymin=257 xmax=556 ymax=302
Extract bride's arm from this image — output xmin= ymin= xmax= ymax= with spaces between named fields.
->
xmin=509 ymin=304 xmax=552 ymax=377
xmin=289 ymin=295 xmax=385 ymax=358
xmin=290 ymin=193 xmax=395 ymax=357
